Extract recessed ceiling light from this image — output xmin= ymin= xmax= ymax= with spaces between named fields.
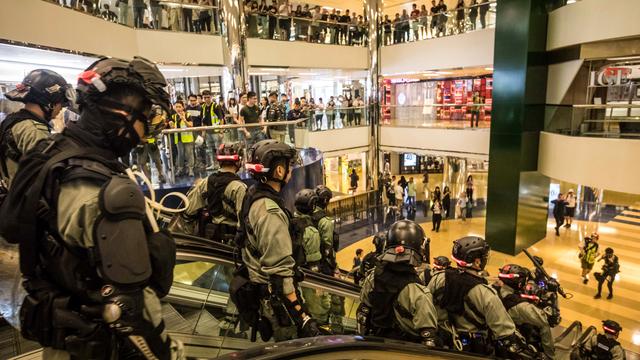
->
xmin=484 ymin=67 xmax=494 ymax=71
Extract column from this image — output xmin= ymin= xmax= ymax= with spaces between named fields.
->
xmin=364 ymin=0 xmax=381 ymax=192
xmin=443 ymin=157 xmax=467 ymax=203
xmin=220 ymin=0 xmax=249 ymax=97
xmin=485 ymin=0 xmax=551 ymax=255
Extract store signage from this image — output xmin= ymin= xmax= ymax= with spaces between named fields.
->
xmin=589 ymin=66 xmax=637 ymax=86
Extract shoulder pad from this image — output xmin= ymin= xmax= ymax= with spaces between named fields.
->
xmin=99 ymin=175 xmax=145 ymax=220
xmin=264 ymin=198 xmax=281 ymax=213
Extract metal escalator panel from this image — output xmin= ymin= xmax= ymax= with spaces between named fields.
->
xmin=165 ymin=236 xmax=363 ymax=357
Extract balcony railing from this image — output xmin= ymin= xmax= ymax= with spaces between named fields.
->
xmin=546 ymin=104 xmax=640 ymax=138
xmin=245 ymin=11 xmax=369 ymax=46
xmin=381 ymin=0 xmax=496 ymax=46
xmin=44 ymin=0 xmax=222 ymax=35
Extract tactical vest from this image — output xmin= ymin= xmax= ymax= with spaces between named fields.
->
xmin=311 ymin=208 xmax=340 ymax=252
xmin=584 ymin=334 xmax=620 ymax=360
xmin=359 ymin=251 xmax=381 ymax=279
xmin=291 ymin=215 xmax=321 ymax=265
xmin=0 ymin=109 xmax=49 ymax=177
xmin=172 ymin=114 xmax=194 ymax=143
xmin=368 ymin=262 xmax=422 ymax=339
xmin=500 ymin=292 xmax=529 ymax=311
xmin=434 ymin=268 xmax=488 ymax=330
xmin=238 ymin=183 xmax=305 ymax=268
xmin=206 ymin=171 xmax=241 ymax=221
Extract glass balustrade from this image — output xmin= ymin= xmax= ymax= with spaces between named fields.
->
xmin=545 ymin=104 xmax=640 ymax=138
xmin=42 ymin=0 xmax=222 ymax=35
xmin=381 ymin=1 xmax=496 ymax=46
xmin=245 ymin=11 xmax=369 ymax=46
xmin=381 ymin=104 xmax=491 ymax=129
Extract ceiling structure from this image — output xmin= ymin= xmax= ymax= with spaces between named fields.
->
xmin=382 ymin=65 xmax=493 ymax=80
xmin=249 ymin=66 xmax=368 ymax=80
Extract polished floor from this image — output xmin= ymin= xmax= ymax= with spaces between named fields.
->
xmin=337 ymin=211 xmax=640 ymax=353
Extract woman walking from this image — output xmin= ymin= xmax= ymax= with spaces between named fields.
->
xmin=431 ymin=198 xmax=443 ymax=232
xmin=442 ymin=186 xmax=451 ymax=219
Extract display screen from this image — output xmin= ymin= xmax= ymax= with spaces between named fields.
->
xmin=403 ymin=153 xmax=417 ymax=167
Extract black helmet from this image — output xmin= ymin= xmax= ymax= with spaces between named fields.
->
xmin=315 ymin=185 xmax=333 ymax=208
xmin=498 ymin=264 xmax=531 ymax=290
xmin=5 ymin=69 xmax=73 ymax=119
xmin=295 ymin=189 xmax=318 ymax=214
xmin=380 ymin=220 xmax=426 ymax=266
xmin=602 ymin=320 xmax=622 ymax=337
xmin=605 ymin=247 xmax=614 ymax=255
xmin=216 ymin=142 xmax=243 ymax=167
xmin=452 ymin=236 xmax=490 ymax=270
xmin=521 ymin=281 xmax=541 ymax=302
xmin=77 ymin=56 xmax=170 ymax=134
xmin=245 ymin=140 xmax=298 ymax=183
xmin=372 ymin=231 xmax=386 ymax=254
xmin=433 ymin=256 xmax=451 ymax=270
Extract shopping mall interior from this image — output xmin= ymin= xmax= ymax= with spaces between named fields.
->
xmin=1 ymin=0 xmax=640 ymax=359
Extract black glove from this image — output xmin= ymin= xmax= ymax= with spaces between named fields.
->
xmin=298 ymin=316 xmax=321 ymax=338
xmin=496 ymin=333 xmax=537 ymax=360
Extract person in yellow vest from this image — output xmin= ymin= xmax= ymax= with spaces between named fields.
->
xmin=135 ymin=105 xmax=167 ymax=183
xmin=170 ymin=100 xmax=195 ymax=177
xmin=201 ymin=90 xmax=223 ymax=171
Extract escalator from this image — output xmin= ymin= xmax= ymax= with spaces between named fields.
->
xmin=4 ymin=234 xmax=630 ymax=359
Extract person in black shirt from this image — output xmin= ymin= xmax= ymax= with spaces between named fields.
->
xmin=429 ymin=0 xmax=438 ymax=37
xmin=339 ymin=10 xmax=351 ymax=45
xmin=268 ymin=0 xmax=278 ymax=39
xmin=550 ymin=193 xmax=566 ymax=236
xmin=469 ymin=0 xmax=478 ymax=30
xmin=594 ymin=248 xmax=620 ymax=300
xmin=383 ymin=14 xmax=392 ymax=45
xmin=436 ymin=0 xmax=447 ymax=37
xmin=187 ymin=94 xmax=205 ymax=170
xmin=239 ymin=91 xmax=263 ymax=147
xmin=479 ymin=0 xmax=489 ymax=29
xmin=393 ymin=13 xmax=402 ymax=44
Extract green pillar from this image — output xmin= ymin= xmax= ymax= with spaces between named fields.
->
xmin=486 ymin=0 xmax=551 ymax=255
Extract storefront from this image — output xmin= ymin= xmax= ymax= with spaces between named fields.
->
xmin=323 ymin=151 xmax=368 ymax=195
xmin=389 ymin=76 xmax=493 ymax=123
xmin=398 ymin=153 xmax=445 ymax=175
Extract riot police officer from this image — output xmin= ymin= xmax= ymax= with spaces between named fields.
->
xmin=313 ymin=185 xmax=338 ymax=275
xmin=237 ymin=139 xmax=321 ymax=341
xmin=574 ymin=320 xmax=625 ymax=360
xmin=497 ymin=264 xmax=555 ymax=359
xmin=358 ymin=220 xmax=439 ymax=346
xmin=428 ymin=236 xmax=534 ymax=358
xmin=183 ymin=142 xmax=247 ymax=242
xmin=0 ymin=57 xmax=181 ymax=359
xmin=0 ymin=69 xmax=73 ymax=187
xmin=421 ymin=255 xmax=452 ymax=285
xmin=357 ymin=231 xmax=386 ymax=281
xmin=293 ymin=189 xmax=322 ymax=271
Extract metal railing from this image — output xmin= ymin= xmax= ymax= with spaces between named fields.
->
xmin=381 ymin=103 xmax=491 ymax=129
xmin=546 ymin=104 xmax=640 ymax=138
xmin=381 ymin=1 xmax=496 ymax=46
xmin=245 ymin=11 xmax=369 ymax=46
xmin=43 ymin=0 xmax=222 ymax=35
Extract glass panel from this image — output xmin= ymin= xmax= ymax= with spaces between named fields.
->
xmin=42 ymin=0 xmax=222 ymax=35
xmin=382 ymin=1 xmax=497 ymax=46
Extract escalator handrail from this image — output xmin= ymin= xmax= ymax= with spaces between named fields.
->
xmin=576 ymin=326 xmax=597 ymax=347
xmin=553 ymin=320 xmax=582 ymax=350
xmin=172 ymin=232 xmax=361 ymax=294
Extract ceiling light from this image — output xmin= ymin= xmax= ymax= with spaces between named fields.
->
xmin=298 ymin=72 xmax=319 ymax=76
xmin=484 ymin=67 xmax=494 ymax=71
xmin=260 ymin=68 xmax=287 ymax=72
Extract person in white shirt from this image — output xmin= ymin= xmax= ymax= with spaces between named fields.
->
xmin=278 ymin=0 xmax=291 ymax=40
xmin=564 ymin=189 xmax=577 ymax=229
xmin=395 ymin=180 xmax=405 ymax=218
xmin=457 ymin=191 xmax=468 ymax=221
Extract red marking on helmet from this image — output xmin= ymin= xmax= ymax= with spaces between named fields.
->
xmin=451 ymin=254 xmax=469 ymax=267
xmin=78 ymin=70 xmax=99 ymax=84
xmin=603 ymin=326 xmax=618 ymax=334
xmin=520 ymin=294 xmax=539 ymax=302
xmin=218 ymin=143 xmax=225 ymax=150
xmin=498 ymin=273 xmax=519 ymax=279
xmin=395 ymin=246 xmax=405 ymax=254
xmin=15 ymin=83 xmax=27 ymax=91
xmin=217 ymin=155 xmax=239 ymax=161
xmin=245 ymin=163 xmax=267 ymax=172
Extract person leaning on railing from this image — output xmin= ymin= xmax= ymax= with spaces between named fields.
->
xmin=469 ymin=0 xmax=478 ymax=30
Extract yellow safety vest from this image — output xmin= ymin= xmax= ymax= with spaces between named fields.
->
xmin=201 ymin=103 xmax=221 ymax=125
xmin=172 ymin=114 xmax=194 ymax=144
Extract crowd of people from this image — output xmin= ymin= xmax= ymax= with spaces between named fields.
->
xmin=127 ymin=90 xmax=367 ymax=180
xmin=244 ymin=0 xmax=369 ymax=45
xmin=381 ymin=172 xmax=477 ymax=229
xmin=53 ymin=0 xmax=220 ymax=33
xmin=383 ymin=0 xmax=492 ymax=45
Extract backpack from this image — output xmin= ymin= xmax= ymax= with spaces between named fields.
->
xmin=290 ymin=216 xmax=315 ymax=267
xmin=205 ymin=171 xmax=241 ymax=221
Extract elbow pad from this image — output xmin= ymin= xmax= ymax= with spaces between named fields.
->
xmin=94 ymin=175 xmax=151 ymax=285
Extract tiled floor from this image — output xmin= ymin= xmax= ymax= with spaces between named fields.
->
xmin=337 ymin=212 xmax=640 ymax=353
